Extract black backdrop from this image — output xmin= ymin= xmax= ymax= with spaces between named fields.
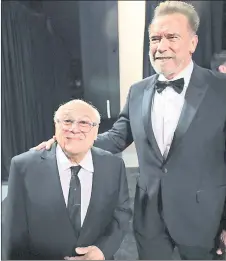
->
xmin=1 ymin=1 xmax=72 ymax=180
xmin=1 ymin=0 xmax=120 ymax=181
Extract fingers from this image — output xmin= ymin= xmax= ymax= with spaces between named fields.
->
xmin=29 ymin=135 xmax=56 ymax=151
xmin=64 ymin=255 xmax=85 ymax=260
xmin=45 ymin=137 xmax=56 ymax=150
xmin=64 ymin=256 xmax=79 ymax=260
xmin=66 ymin=246 xmax=103 ymax=260
xmin=30 ymin=142 xmax=48 ymax=151
xmin=217 ymin=249 xmax=223 ymax=255
xmin=216 ymin=230 xmax=226 ymax=255
xmin=75 ymin=247 xmax=89 ymax=255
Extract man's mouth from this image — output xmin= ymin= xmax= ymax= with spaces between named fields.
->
xmin=66 ymin=136 xmax=81 ymax=141
xmin=155 ymin=57 xmax=172 ymax=60
xmin=65 ymin=134 xmax=85 ymax=141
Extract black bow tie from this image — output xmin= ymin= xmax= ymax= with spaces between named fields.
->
xmin=155 ymin=78 xmax=184 ymax=94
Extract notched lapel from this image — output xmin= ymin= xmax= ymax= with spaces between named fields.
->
xmin=166 ymin=65 xmax=209 ymax=161
xmin=40 ymin=143 xmax=67 ymax=209
xmin=77 ymin=148 xmax=103 ymax=244
xmin=142 ymin=75 xmax=163 ymax=161
xmin=39 ymin=143 xmax=76 ymax=240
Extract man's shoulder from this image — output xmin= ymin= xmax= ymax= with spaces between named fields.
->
xmin=130 ymin=74 xmax=157 ymax=92
xmin=193 ymin=63 xmax=226 ymax=93
xmin=12 ymin=148 xmax=44 ymax=165
xmin=91 ymin=147 xmax=124 ymax=165
xmin=194 ymin=63 xmax=226 ymax=81
xmin=202 ymin=67 xmax=226 ymax=94
xmin=211 ymin=71 xmax=226 ymax=79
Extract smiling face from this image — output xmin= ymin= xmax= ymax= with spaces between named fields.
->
xmin=54 ymin=101 xmax=99 ymax=162
xmin=149 ymin=13 xmax=198 ymax=79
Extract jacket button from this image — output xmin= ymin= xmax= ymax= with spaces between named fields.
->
xmin=163 ymin=168 xmax=168 ymax=174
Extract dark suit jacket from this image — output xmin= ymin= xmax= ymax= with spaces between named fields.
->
xmin=4 ymin=144 xmax=131 ymax=260
xmin=96 ymin=63 xmax=226 ymax=248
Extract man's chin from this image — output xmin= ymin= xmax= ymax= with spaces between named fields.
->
xmin=155 ymin=66 xmax=178 ymax=78
xmin=63 ymin=143 xmax=80 ymax=152
xmin=62 ymin=146 xmax=81 ymax=158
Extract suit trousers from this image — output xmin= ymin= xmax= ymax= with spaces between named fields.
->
xmin=134 ymin=224 xmax=213 ymax=260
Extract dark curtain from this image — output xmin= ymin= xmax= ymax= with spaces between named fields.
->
xmin=191 ymin=1 xmax=224 ymax=68
xmin=1 ymin=1 xmax=71 ymax=181
xmin=143 ymin=1 xmax=160 ymax=78
xmin=143 ymin=1 xmax=225 ymax=78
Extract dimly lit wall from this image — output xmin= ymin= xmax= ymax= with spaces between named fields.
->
xmin=118 ymin=1 xmax=145 ymax=167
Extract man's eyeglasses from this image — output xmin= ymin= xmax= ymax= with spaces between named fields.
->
xmin=56 ymin=119 xmax=99 ymax=133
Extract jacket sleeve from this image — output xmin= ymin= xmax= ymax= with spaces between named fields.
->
xmin=95 ymin=88 xmax=134 ymax=154
xmin=94 ymin=159 xmax=132 ymax=259
xmin=4 ymin=158 xmax=30 ymax=260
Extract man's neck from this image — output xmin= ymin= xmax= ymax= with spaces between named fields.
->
xmin=64 ymin=150 xmax=88 ymax=165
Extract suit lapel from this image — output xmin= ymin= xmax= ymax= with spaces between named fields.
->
xmin=166 ymin=64 xmax=209 ymax=161
xmin=39 ymin=143 xmax=76 ymax=240
xmin=77 ymin=148 xmax=102 ymax=244
xmin=142 ymin=75 xmax=163 ymax=161
xmin=40 ymin=143 xmax=67 ymax=209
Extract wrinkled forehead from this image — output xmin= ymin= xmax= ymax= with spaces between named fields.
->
xmin=149 ymin=14 xmax=189 ymax=35
xmin=57 ymin=104 xmax=96 ymax=121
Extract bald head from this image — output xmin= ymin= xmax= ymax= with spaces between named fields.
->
xmin=54 ymin=99 xmax=101 ymax=124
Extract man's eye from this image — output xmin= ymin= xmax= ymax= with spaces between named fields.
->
xmin=64 ymin=120 xmax=73 ymax=124
xmin=168 ymin=36 xmax=178 ymax=40
xmin=79 ymin=120 xmax=90 ymax=126
xmin=151 ymin=37 xmax=160 ymax=42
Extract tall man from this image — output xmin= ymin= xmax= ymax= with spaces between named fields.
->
xmin=34 ymin=1 xmax=226 ymax=259
xmin=4 ymin=100 xmax=131 ymax=260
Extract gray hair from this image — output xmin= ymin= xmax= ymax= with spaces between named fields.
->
xmin=150 ymin=1 xmax=200 ymax=34
xmin=54 ymin=99 xmax=101 ymax=124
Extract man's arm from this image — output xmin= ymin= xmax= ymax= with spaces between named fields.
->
xmin=4 ymin=158 xmax=30 ymax=260
xmin=95 ymin=88 xmax=134 ymax=154
xmin=93 ymin=159 xmax=132 ymax=259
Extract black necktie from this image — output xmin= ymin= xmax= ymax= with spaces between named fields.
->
xmin=155 ymin=78 xmax=184 ymax=94
xmin=68 ymin=166 xmax=81 ymax=238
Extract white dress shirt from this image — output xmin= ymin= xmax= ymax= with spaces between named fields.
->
xmin=151 ymin=61 xmax=194 ymax=157
xmin=56 ymin=145 xmax=94 ymax=225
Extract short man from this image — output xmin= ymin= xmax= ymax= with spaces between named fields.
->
xmin=34 ymin=1 xmax=226 ymax=259
xmin=4 ymin=100 xmax=131 ymax=260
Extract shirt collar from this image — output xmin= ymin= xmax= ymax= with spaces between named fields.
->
xmin=158 ymin=60 xmax=194 ymax=87
xmin=56 ymin=144 xmax=94 ymax=172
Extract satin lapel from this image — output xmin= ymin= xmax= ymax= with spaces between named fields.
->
xmin=166 ymin=64 xmax=209 ymax=162
xmin=142 ymin=75 xmax=163 ymax=161
xmin=77 ymin=148 xmax=102 ymax=244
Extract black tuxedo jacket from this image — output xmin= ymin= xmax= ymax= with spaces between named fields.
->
xmin=4 ymin=144 xmax=131 ymax=260
xmin=96 ymin=63 xmax=226 ymax=248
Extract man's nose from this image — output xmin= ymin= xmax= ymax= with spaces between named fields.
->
xmin=69 ymin=123 xmax=80 ymax=132
xmin=156 ymin=37 xmax=169 ymax=53
xmin=64 ymin=122 xmax=80 ymax=132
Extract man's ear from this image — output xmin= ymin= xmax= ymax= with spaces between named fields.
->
xmin=190 ymin=34 xmax=198 ymax=54
xmin=93 ymin=127 xmax=99 ymax=140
